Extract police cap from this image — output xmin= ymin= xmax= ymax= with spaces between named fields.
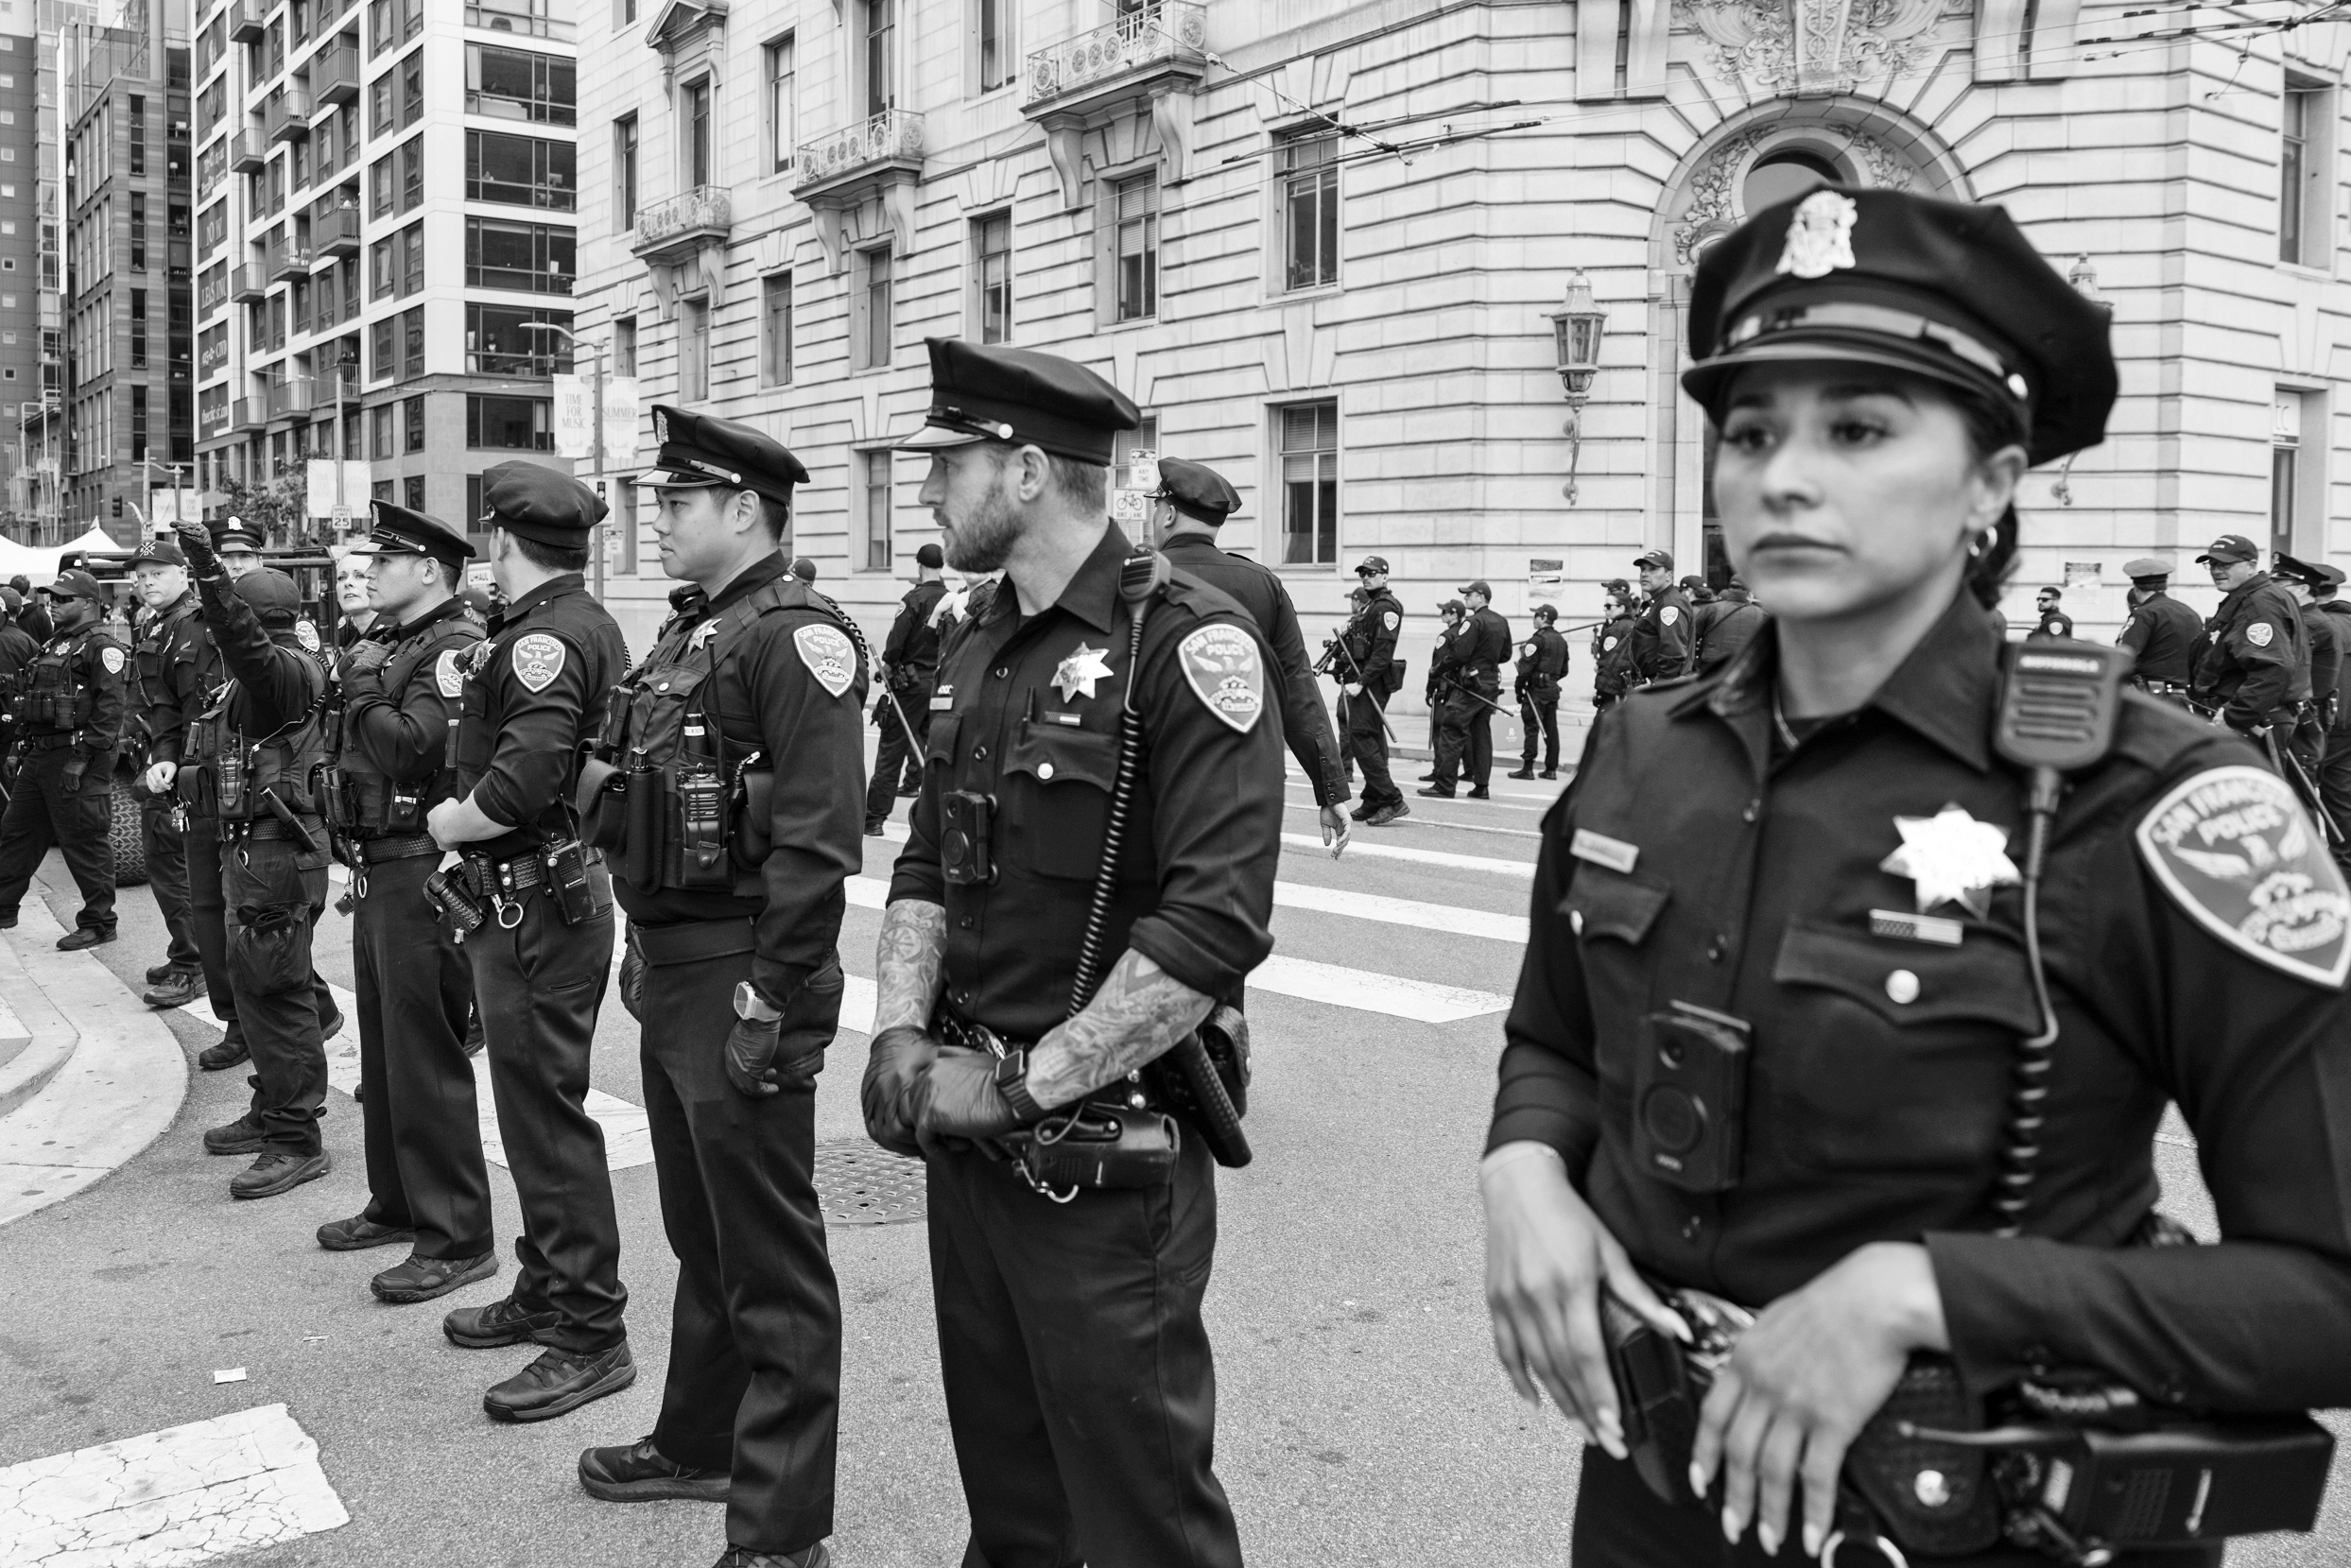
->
xmin=43 ymin=569 xmax=104 ymax=601
xmin=2122 ymin=557 xmax=2173 ymax=584
xmin=2195 ymin=534 xmax=2260 ymax=567
xmin=1439 ymin=598 xmax=1465 ymax=616
xmin=128 ymin=538 xmax=186 ymax=569
xmin=1634 ymin=549 xmax=1674 ymax=572
xmin=233 ymin=567 xmax=303 ymax=627
xmin=215 ymin=517 xmax=265 ymax=553
xmin=1153 ymin=457 xmax=1243 ymax=526
xmin=895 ymin=338 xmax=1141 ymax=466
xmin=2273 ymin=553 xmax=2330 ymax=589
xmin=1355 ymin=556 xmax=1392 ymax=577
xmin=480 ymin=461 xmax=607 ymax=548
xmin=1533 ymin=604 xmax=1558 ymax=622
xmin=368 ymin=498 xmax=475 ymax=570
xmin=1459 ymin=578 xmax=1494 ymax=599
xmin=0 ymin=588 xmax=19 ymax=614
xmin=1684 ymin=187 xmax=2117 ymax=467
xmin=636 ymin=405 xmax=809 ymax=512
xmin=915 ymin=543 xmax=943 ymax=569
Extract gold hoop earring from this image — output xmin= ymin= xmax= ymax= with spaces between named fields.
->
xmin=1969 ymin=526 xmax=1997 ymax=560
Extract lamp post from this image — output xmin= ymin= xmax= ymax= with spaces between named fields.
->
xmin=1547 ymin=269 xmax=1607 ymax=506
xmin=2051 ymin=255 xmax=2111 ymax=508
xmin=522 ymin=320 xmax=606 ymax=601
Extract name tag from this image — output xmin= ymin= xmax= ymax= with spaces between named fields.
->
xmin=1046 ymin=710 xmax=1081 ymax=726
xmin=1568 ymin=829 xmax=1639 ymax=874
xmin=1869 ymin=908 xmax=1964 ymax=946
xmin=929 ymin=696 xmax=954 ymax=711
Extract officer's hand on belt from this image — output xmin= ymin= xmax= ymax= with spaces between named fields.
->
xmin=861 ymin=1025 xmax=939 ymax=1157
xmin=908 ymin=1045 xmax=1021 ymax=1156
xmin=173 ymin=518 xmax=219 ymax=577
xmin=144 ymin=760 xmax=176 ymax=795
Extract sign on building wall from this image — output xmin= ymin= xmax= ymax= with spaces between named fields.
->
xmin=1112 ymin=448 xmax=1158 ymax=525
xmin=603 ymin=375 xmax=640 ymax=467
xmin=1529 ymin=559 xmax=1564 ymax=604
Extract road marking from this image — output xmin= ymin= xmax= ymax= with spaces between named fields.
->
xmin=1281 ymin=833 xmax=1535 ymax=877
xmin=845 ymin=874 xmax=1527 ymax=946
xmin=1285 ymin=778 xmax=1554 ymax=816
xmin=0 ymin=1404 xmax=347 ymax=1567
xmin=1253 ymin=954 xmax=1509 ymax=1022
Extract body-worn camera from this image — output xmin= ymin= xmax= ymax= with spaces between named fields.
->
xmin=1632 ymin=1002 xmax=1751 ymax=1191
xmin=942 ymin=790 xmax=995 ymax=886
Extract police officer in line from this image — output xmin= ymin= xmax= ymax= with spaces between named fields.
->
xmin=577 ymin=408 xmax=863 ymax=1568
xmin=863 ymin=338 xmax=1284 ymax=1567
xmin=0 ymin=589 xmax=34 ymax=699
xmin=1149 ymin=454 xmax=1353 ymax=853
xmin=169 ymin=523 xmax=338 ymax=1201
xmin=2030 ymin=584 xmax=2074 ymax=638
xmin=1426 ymin=578 xmax=1509 ymax=799
xmin=1509 ymin=604 xmax=1568 ymax=781
xmin=425 ymin=462 xmax=633 ymax=1423
xmin=1695 ymin=573 xmax=1768 ymax=671
xmin=1484 ymin=185 xmax=2351 ymax=1566
xmin=2116 ymin=555 xmax=2201 ymax=704
xmin=2274 ymin=554 xmax=2341 ymax=779
xmin=1628 ymin=548 xmax=1695 ymax=683
xmin=215 ymin=517 xmax=266 ymax=581
xmin=1334 ymin=554 xmax=1407 ymax=825
xmin=0 ymin=570 xmax=125 ymax=949
xmin=863 ymin=542 xmax=947 ymax=836
xmin=124 ymin=539 xmax=206 ymax=1009
xmin=317 ymin=502 xmax=497 ymax=1305
xmin=9 ymin=576 xmax=51 ymax=642
xmin=2190 ymin=532 xmax=2308 ymax=735
xmin=2303 ymin=564 xmax=2351 ymax=860
xmin=1421 ymin=597 xmax=1466 ymax=780
xmin=1590 ymin=581 xmax=1638 ymax=713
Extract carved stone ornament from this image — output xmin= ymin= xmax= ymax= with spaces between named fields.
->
xmin=1671 ymin=129 xmax=1921 ymax=262
xmin=1682 ymin=0 xmax=1942 ymax=95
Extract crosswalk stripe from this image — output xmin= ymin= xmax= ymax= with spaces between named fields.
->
xmin=1284 ymin=778 xmax=1553 ymax=816
xmin=1281 ymin=832 xmax=1535 ymax=877
xmin=847 ymin=874 xmax=1526 ymax=943
xmin=0 ymin=1404 xmax=347 ymax=1566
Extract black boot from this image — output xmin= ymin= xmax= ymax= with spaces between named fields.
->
xmin=1507 ymin=766 xmax=1535 ymax=780
xmin=317 ymin=1213 xmax=416 ymax=1251
xmin=202 ymin=1114 xmax=268 ymax=1156
xmin=198 ymin=1033 xmax=250 ymax=1072
xmin=230 ymin=1149 xmax=331 ymax=1199
xmin=143 ymin=969 xmax=205 ymax=1009
xmin=578 ymin=1435 xmax=729 ymax=1503
xmin=372 ymin=1249 xmax=497 ymax=1303
xmin=484 ymin=1342 xmax=636 ymax=1423
xmin=55 ymin=926 xmax=115 ymax=951
xmin=444 ymin=1291 xmax=562 ymax=1349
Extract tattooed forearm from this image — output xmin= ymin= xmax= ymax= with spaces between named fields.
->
xmin=1024 ymin=950 xmax=1214 ymax=1109
xmin=873 ymin=899 xmax=949 ymax=1038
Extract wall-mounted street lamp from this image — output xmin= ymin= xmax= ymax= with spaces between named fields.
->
xmin=2051 ymin=255 xmax=2111 ymax=507
xmin=1547 ymin=269 xmax=1607 ymax=506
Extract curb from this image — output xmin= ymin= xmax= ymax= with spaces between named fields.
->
xmin=0 ymin=876 xmax=188 ymax=1227
xmin=0 ymin=934 xmax=73 ymax=1122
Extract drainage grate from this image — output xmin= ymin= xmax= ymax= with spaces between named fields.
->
xmin=813 ymin=1140 xmax=928 ymax=1227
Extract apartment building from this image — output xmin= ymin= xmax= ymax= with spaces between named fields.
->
xmin=0 ymin=5 xmax=40 ymax=529
xmin=191 ymin=0 xmax=581 ymax=546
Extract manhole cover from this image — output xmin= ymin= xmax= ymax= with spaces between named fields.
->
xmin=814 ymin=1140 xmax=927 ymax=1227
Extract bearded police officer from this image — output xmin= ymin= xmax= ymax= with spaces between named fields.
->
xmin=316 ymin=502 xmax=496 ymax=1302
xmin=2031 ymin=585 xmax=2074 ymax=638
xmin=2190 ymin=533 xmax=2308 ymax=735
xmin=864 ymin=543 xmax=948 ymax=836
xmin=169 ymin=526 xmax=338 ymax=1201
xmin=1335 ymin=556 xmax=1407 ymax=824
xmin=1629 ymin=549 xmax=1695 ymax=683
xmin=2117 ymin=556 xmax=2200 ymax=705
xmin=1148 ymin=454 xmax=1352 ymax=853
xmin=128 ymin=539 xmax=207 ymax=1008
xmin=428 ymin=462 xmax=634 ymax=1423
xmin=0 ymin=570 xmax=125 ymax=948
xmin=865 ymin=339 xmax=1284 ymax=1567
xmin=1509 ymin=604 xmax=1569 ymax=781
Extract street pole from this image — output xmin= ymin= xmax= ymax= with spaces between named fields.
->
xmin=591 ymin=339 xmax=605 ymax=602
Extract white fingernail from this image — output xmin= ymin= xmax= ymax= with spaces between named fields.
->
xmin=1721 ymin=1508 xmax=1742 ymax=1544
xmin=1759 ymin=1523 xmax=1780 ymax=1558
xmin=1689 ymin=1462 xmax=1708 ymax=1499
xmin=1803 ymin=1524 xmax=1824 ymax=1559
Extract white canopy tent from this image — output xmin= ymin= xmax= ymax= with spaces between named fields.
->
xmin=0 ymin=526 xmax=124 ymax=585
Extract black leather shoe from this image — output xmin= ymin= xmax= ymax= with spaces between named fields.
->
xmin=1347 ymin=804 xmax=1372 ymax=820
xmin=444 ymin=1292 xmax=562 ymax=1349
xmin=197 ymin=1036 xmax=250 ymax=1072
xmin=320 ymin=1002 xmax=344 ymax=1039
xmin=55 ymin=926 xmax=114 ymax=951
xmin=230 ymin=1150 xmax=330 ymax=1199
xmin=143 ymin=970 xmax=205 ymax=1009
xmin=318 ymin=1213 xmax=415 ymax=1251
xmin=1507 ymin=767 xmax=1536 ymax=779
xmin=578 ymin=1436 xmax=729 ymax=1504
xmin=203 ymin=1115 xmax=268 ymax=1156
xmin=1468 ymin=787 xmax=1491 ymax=800
xmin=146 ymin=961 xmax=176 ymax=984
xmin=863 ymin=822 xmax=885 ymax=837
xmin=715 ymin=1544 xmax=830 ymax=1568
xmin=1416 ymin=785 xmax=1455 ymax=799
xmin=373 ymin=1249 xmax=496 ymax=1303
xmin=0 ymin=911 xmax=18 ymax=929
xmin=1539 ymin=769 xmax=1558 ymax=780
xmin=353 ymin=1082 xmax=364 ymax=1104
xmin=895 ymin=784 xmax=920 ymax=798
xmin=484 ymin=1342 xmax=636 ymax=1423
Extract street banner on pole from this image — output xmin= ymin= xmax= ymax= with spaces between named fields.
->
xmin=553 ymin=375 xmax=596 ymax=459
xmin=602 ymin=375 xmax=640 ymax=466
xmin=306 ymin=460 xmax=370 ymax=520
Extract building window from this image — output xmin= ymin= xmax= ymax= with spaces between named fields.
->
xmin=683 ymin=78 xmax=712 ymax=188
xmin=467 ymin=393 xmax=553 ymax=450
xmin=855 ymin=246 xmax=892 ymax=370
xmin=975 ymin=0 xmax=1012 ymax=94
xmin=2273 ymin=390 xmax=2304 ymax=560
xmin=130 ymin=193 xmax=147 ymax=271
xmin=371 ymin=52 xmax=424 ymax=136
xmin=765 ymin=36 xmax=795 ymax=175
xmin=372 ymin=315 xmax=394 ymax=379
xmin=130 ymin=385 xmax=147 ymax=460
xmin=760 ymin=272 xmax=792 ymax=387
xmin=614 ymin=314 xmax=636 ymax=375
xmin=1113 ymin=172 xmax=1157 ymax=322
xmin=465 ymin=43 xmax=576 ymax=126
xmin=371 ymin=150 xmax=394 ymax=217
xmin=2281 ymin=80 xmax=2332 ymax=268
xmin=130 ymin=288 xmax=147 ymax=368
xmin=1277 ymin=400 xmax=1339 ymax=565
xmin=129 ymin=94 xmax=146 ymax=175
xmin=1278 ymin=129 xmax=1340 ymax=291
xmin=861 ymin=449 xmax=893 ymax=570
xmin=405 ymin=393 xmax=424 ymax=453
xmin=465 ymin=217 xmax=576 ymax=293
xmin=405 ymin=474 xmax=425 ymax=511
xmin=371 ymin=402 xmax=391 ymax=457
xmin=679 ymin=297 xmax=708 ymax=401
xmin=402 ymin=305 xmax=424 ymax=379
xmin=467 ymin=303 xmax=572 ymax=374
xmin=974 ymin=211 xmax=1011 ymax=344
xmin=466 ymin=130 xmax=577 ymax=210
xmin=613 ymin=115 xmax=637 ymax=229
xmin=370 ymin=0 xmax=424 ymax=55
xmin=863 ymin=0 xmax=894 ymax=116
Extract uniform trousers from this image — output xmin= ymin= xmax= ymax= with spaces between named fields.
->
xmin=354 ymin=852 xmax=491 ymax=1258
xmin=468 ymin=878 xmax=626 ymax=1352
xmin=636 ymin=935 xmax=840 ymax=1556
xmin=1518 ymin=691 xmax=1561 ymax=772
xmin=1340 ymin=689 xmax=1398 ymax=810
xmin=1431 ymin=690 xmax=1496 ymax=792
xmin=1571 ymin=1443 xmax=2219 ymax=1567
xmin=142 ymin=798 xmax=199 ymax=972
xmin=0 ymin=746 xmax=116 ymax=933
xmin=221 ymin=836 xmax=331 ymax=1155
xmin=926 ymin=1133 xmax=1240 ymax=1568
xmin=185 ymin=818 xmax=238 ymax=1036
xmin=2323 ymin=723 xmax=2351 ymax=863
xmin=863 ymin=681 xmax=933 ymax=827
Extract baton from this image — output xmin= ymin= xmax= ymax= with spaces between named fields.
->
xmin=880 ymin=679 xmax=925 ymax=760
xmin=1438 ymin=674 xmax=1519 ymax=719
xmin=2266 ymin=729 xmax=2343 ymax=846
xmin=1330 ymin=635 xmax=1398 ymax=743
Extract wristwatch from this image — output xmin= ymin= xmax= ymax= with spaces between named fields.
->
xmin=733 ymin=981 xmax=783 ymax=1024
xmin=994 ymin=1047 xmax=1048 ymax=1126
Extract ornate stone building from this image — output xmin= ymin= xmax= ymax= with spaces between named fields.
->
xmin=572 ymin=0 xmax=2351 ymax=699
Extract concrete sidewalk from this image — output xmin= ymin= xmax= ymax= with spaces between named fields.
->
xmin=0 ymin=868 xmax=187 ymax=1227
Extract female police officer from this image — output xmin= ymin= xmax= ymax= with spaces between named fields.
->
xmin=1481 ymin=186 xmax=2351 ymax=1565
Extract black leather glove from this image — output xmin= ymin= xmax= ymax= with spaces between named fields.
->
xmin=341 ymin=637 xmax=392 ymax=679
xmin=724 ymin=1013 xmax=786 ymax=1098
xmin=173 ymin=518 xmax=219 ymax=577
xmin=861 ymin=1025 xmax=938 ymax=1158
xmin=618 ymin=939 xmax=644 ymax=1023
xmin=61 ymin=757 xmax=86 ymax=792
xmin=909 ymin=1044 xmax=1021 ymax=1158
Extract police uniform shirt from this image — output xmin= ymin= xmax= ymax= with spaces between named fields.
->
xmin=2321 ymin=600 xmax=2351 ymax=730
xmin=339 ymin=596 xmax=481 ymax=795
xmin=610 ymin=554 xmax=868 ymax=1006
xmin=0 ymin=617 xmax=35 ymax=697
xmin=2117 ymin=591 xmax=2201 ymax=686
xmin=2031 ymin=607 xmax=2075 ymax=639
xmin=26 ymin=619 xmax=129 ymax=755
xmin=196 ymin=577 xmax=326 ymax=740
xmin=2195 ymin=571 xmax=2308 ymax=730
xmin=1632 ymin=586 xmax=1696 ymax=681
xmin=1345 ymin=585 xmax=1403 ymax=691
xmin=452 ymin=573 xmax=629 ymax=859
xmin=1490 ymin=594 xmax=2351 ymax=1408
xmin=882 ymin=578 xmax=948 ymax=681
xmin=137 ymin=592 xmax=216 ymax=767
xmin=888 ymin=526 xmax=1285 ymax=1043
xmin=2303 ymin=596 xmax=2342 ymax=709
xmin=1594 ymin=612 xmax=1640 ymax=698
xmin=1526 ymin=624 xmax=1570 ymax=692
xmin=1464 ymin=606 xmax=1513 ymax=688
xmin=1428 ymin=616 xmax=1468 ymax=696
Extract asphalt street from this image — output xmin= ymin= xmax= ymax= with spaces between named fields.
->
xmin=0 ymin=750 xmax=2345 ymax=1566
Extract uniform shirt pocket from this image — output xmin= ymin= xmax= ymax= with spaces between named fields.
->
xmin=1563 ymin=864 xmax=1671 ymax=945
xmin=1004 ymin=723 xmax=1121 ymax=880
xmin=925 ymin=713 xmax=962 ymax=776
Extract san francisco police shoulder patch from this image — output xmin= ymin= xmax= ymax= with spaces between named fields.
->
xmin=436 ymin=648 xmax=465 ymax=698
xmin=2135 ymin=764 xmax=2351 ymax=989
xmin=99 ymin=645 xmax=125 ymax=675
xmin=1176 ymin=623 xmax=1264 ymax=734
xmin=295 ymin=620 xmax=320 ymax=652
xmin=511 ymin=631 xmax=566 ymax=694
xmin=794 ymin=623 xmax=856 ymax=698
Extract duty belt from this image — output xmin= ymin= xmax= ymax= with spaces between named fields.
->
xmin=20 ymin=732 xmax=80 ymax=750
xmin=346 ymin=831 xmax=440 ymax=900
xmin=933 ymin=1006 xmax=1173 ymax=1203
xmin=225 ymin=813 xmax=324 ymax=844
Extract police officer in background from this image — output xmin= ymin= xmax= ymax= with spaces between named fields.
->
xmin=577 ymin=409 xmax=861 ymax=1568
xmin=864 ymin=338 xmax=1283 ymax=1568
xmin=318 ymin=502 xmax=497 ymax=1304
xmin=1422 ymin=598 xmax=1466 ymax=786
xmin=2304 ymin=565 xmax=2351 ymax=861
xmin=1628 ymin=548 xmax=1695 ymax=683
xmin=2273 ymin=555 xmax=2340 ymax=780
xmin=1483 ymin=184 xmax=2351 ymax=1567
xmin=1591 ymin=587 xmax=1639 ymax=711
xmin=2116 ymin=556 xmax=2201 ymax=705
xmin=1696 ymin=574 xmax=1768 ymax=671
xmin=1149 ymin=454 xmax=1351 ymax=852
xmin=0 ymin=570 xmax=125 ymax=949
xmin=215 ymin=517 xmax=266 ymax=581
xmin=427 ymin=463 xmax=633 ymax=1423
xmin=9 ymin=576 xmax=50 ymax=642
xmin=1427 ymin=579 xmax=1509 ymax=799
xmin=1508 ymin=604 xmax=1568 ymax=780
xmin=127 ymin=540 xmax=206 ymax=1009
xmin=2030 ymin=584 xmax=2074 ymax=638
xmin=1335 ymin=555 xmax=1406 ymax=825
xmin=2190 ymin=533 xmax=2308 ymax=737
xmin=170 ymin=524 xmax=337 ymax=1202
xmin=863 ymin=542 xmax=948 ymax=836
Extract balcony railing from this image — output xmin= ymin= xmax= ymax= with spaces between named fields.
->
xmin=226 ymin=0 xmax=263 ymax=43
xmin=313 ymin=207 xmax=361 ymax=258
xmin=795 ymin=110 xmax=925 ymax=193
xmin=268 ymin=240 xmax=312 ymax=281
xmin=229 ymin=263 xmax=268 ymax=302
xmin=1023 ymin=3 xmax=1206 ymax=109
xmin=229 ymin=128 xmax=268 ymax=172
xmin=309 ymin=43 xmax=360 ymax=105
xmin=266 ymin=379 xmax=318 ymax=422
xmin=232 ymin=397 xmax=265 ymax=432
xmin=267 ymin=90 xmax=315 ymax=143
xmin=630 ymin=184 xmax=732 ymax=267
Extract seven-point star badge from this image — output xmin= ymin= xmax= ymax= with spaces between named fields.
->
xmin=1053 ymin=643 xmax=1115 ymax=702
xmin=1879 ymin=804 xmax=2020 ymax=919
